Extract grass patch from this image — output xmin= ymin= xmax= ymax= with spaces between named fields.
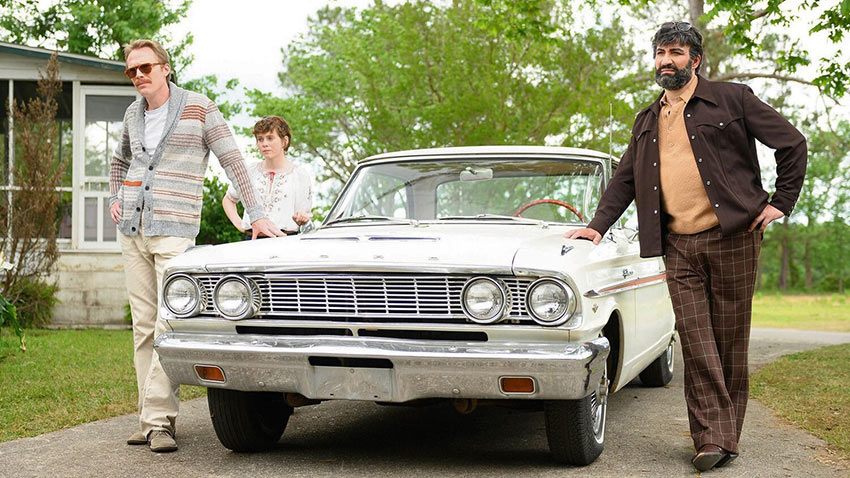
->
xmin=751 ymin=343 xmax=850 ymax=460
xmin=0 ymin=328 xmax=205 ymax=443
xmin=752 ymin=294 xmax=850 ymax=332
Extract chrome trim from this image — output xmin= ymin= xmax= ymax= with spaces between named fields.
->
xmin=163 ymin=274 xmax=204 ymax=318
xmin=584 ymin=273 xmax=668 ymax=298
xmin=202 ymin=263 xmax=515 ymax=275
xmin=155 ymin=333 xmax=610 ymax=401
xmin=213 ymin=275 xmax=260 ymax=320
xmin=526 ymin=277 xmax=577 ymax=327
xmin=460 ymin=277 xmax=509 ymax=324
xmin=193 ymin=273 xmax=533 ymax=323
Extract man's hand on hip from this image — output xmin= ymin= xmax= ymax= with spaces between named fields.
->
xmin=749 ymin=204 xmax=784 ymax=232
xmin=110 ymin=201 xmax=121 ymax=224
xmin=250 ymin=218 xmax=285 ymax=240
xmin=564 ymin=227 xmax=602 ymax=244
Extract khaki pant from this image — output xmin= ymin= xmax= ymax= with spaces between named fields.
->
xmin=119 ymin=228 xmax=193 ymax=438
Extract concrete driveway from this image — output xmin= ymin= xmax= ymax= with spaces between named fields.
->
xmin=1 ymin=328 xmax=848 ymax=478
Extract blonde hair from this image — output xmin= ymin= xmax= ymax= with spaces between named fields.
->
xmin=123 ymin=39 xmax=172 ymax=81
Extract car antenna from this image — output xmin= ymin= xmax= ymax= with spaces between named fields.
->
xmin=607 ymin=102 xmax=613 ymax=179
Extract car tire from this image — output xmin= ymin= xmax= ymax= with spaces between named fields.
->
xmin=639 ymin=337 xmax=675 ymax=387
xmin=544 ymin=362 xmax=607 ymax=466
xmin=207 ymin=388 xmax=292 ymax=452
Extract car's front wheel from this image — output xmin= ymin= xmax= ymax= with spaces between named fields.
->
xmin=639 ymin=336 xmax=675 ymax=387
xmin=207 ymin=388 xmax=292 ymax=452
xmin=544 ymin=362 xmax=608 ymax=466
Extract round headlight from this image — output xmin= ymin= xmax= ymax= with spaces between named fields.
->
xmin=163 ymin=275 xmax=201 ymax=317
xmin=214 ymin=276 xmax=257 ymax=320
xmin=527 ymin=278 xmax=577 ymax=326
xmin=461 ymin=277 xmax=507 ymax=324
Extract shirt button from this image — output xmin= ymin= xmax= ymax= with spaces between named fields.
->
xmin=686 ymin=113 xmax=691 ymax=118
xmin=653 ymin=162 xmax=657 ymax=167
xmin=698 ymin=158 xmax=703 ymax=163
xmin=669 ymin=143 xmax=674 ymax=147
xmin=691 ymin=135 xmax=695 ymax=139
xmin=652 ymin=138 xmax=657 ymax=143
xmin=706 ymin=180 xmax=711 ymax=185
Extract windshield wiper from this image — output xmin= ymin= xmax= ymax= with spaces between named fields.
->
xmin=324 ymin=215 xmax=413 ymax=226
xmin=437 ymin=214 xmax=545 ymax=224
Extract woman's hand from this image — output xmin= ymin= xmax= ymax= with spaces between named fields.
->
xmin=292 ymin=210 xmax=311 ymax=226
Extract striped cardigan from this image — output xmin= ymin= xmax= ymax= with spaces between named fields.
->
xmin=109 ymin=83 xmax=265 ymax=238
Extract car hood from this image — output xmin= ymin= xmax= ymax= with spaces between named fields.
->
xmin=170 ymin=223 xmax=590 ymax=274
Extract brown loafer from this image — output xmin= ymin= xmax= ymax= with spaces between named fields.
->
xmin=692 ymin=444 xmax=725 ymax=471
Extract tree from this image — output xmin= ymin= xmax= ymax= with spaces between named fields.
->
xmin=249 ymin=0 xmax=649 ymax=185
xmin=0 ymin=0 xmax=191 ymax=62
xmin=0 ymin=54 xmax=65 ymax=323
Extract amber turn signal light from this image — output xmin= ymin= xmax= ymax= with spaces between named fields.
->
xmin=500 ymin=376 xmax=535 ymax=394
xmin=194 ymin=364 xmax=226 ymax=382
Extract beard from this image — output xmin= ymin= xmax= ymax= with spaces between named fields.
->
xmin=655 ymin=59 xmax=694 ymax=90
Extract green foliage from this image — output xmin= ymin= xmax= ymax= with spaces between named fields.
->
xmin=7 ymin=277 xmax=59 ymax=329
xmin=124 ymin=302 xmax=132 ymax=325
xmin=181 ymin=75 xmax=242 ymax=120
xmin=249 ymin=0 xmax=649 ymax=185
xmin=197 ymin=173 xmax=244 ymax=245
xmin=704 ymin=0 xmax=850 ymax=97
xmin=0 ymin=0 xmax=191 ymax=61
xmin=0 ymin=294 xmax=24 ymax=352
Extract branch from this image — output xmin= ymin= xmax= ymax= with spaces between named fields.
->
xmin=709 ymin=72 xmax=812 ymax=85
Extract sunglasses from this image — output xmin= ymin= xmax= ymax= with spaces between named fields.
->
xmin=660 ymin=22 xmax=693 ymax=32
xmin=124 ymin=62 xmax=165 ymax=79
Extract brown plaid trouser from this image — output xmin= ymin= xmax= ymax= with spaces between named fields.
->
xmin=665 ymin=227 xmax=761 ymax=454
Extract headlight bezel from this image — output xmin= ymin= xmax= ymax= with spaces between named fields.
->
xmin=162 ymin=274 xmax=203 ymax=318
xmin=526 ymin=277 xmax=577 ymax=327
xmin=213 ymin=275 xmax=260 ymax=320
xmin=461 ymin=276 xmax=509 ymax=324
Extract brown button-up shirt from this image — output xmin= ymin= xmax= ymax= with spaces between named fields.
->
xmin=658 ymin=75 xmax=719 ymax=233
xmin=588 ymin=75 xmax=807 ymax=258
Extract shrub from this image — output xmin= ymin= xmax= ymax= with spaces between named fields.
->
xmin=8 ymin=277 xmax=58 ymax=328
xmin=197 ymin=173 xmax=244 ymax=245
xmin=0 ymin=293 xmax=24 ymax=352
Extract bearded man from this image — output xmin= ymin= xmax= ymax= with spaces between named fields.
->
xmin=566 ymin=22 xmax=806 ymax=471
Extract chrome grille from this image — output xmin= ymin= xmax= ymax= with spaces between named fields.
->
xmin=196 ymin=274 xmax=534 ymax=322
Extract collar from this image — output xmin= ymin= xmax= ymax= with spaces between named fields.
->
xmin=649 ymin=74 xmax=717 ymax=116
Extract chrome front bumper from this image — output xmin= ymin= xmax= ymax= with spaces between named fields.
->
xmin=155 ymin=332 xmax=609 ymax=402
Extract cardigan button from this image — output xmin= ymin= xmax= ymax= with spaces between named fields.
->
xmin=148 ymin=166 xmax=154 ymax=171
xmin=131 ymin=227 xmax=136 ymax=232
xmin=136 ymin=207 xmax=141 ymax=212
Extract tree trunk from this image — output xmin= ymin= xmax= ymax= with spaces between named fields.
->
xmin=804 ymin=237 xmax=812 ymax=290
xmin=688 ymin=0 xmax=704 ymax=25
xmin=778 ymin=217 xmax=790 ymax=291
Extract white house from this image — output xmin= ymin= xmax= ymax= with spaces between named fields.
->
xmin=1 ymin=41 xmax=138 ymax=327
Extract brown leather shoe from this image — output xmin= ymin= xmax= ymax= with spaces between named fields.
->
xmin=148 ymin=430 xmax=177 ymax=453
xmin=692 ymin=444 xmax=725 ymax=471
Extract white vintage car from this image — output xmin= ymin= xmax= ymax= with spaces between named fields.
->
xmin=155 ymin=146 xmax=675 ymax=466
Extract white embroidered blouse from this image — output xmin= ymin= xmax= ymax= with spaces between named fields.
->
xmin=226 ymin=161 xmax=312 ymax=232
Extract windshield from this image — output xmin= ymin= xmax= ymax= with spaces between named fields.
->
xmin=327 ymin=157 xmax=604 ymax=225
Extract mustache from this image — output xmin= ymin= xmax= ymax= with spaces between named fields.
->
xmin=657 ymin=63 xmax=680 ymax=73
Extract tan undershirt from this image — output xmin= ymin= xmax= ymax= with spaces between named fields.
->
xmin=658 ymin=75 xmax=719 ymax=234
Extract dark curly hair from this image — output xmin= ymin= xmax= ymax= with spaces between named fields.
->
xmin=652 ymin=22 xmax=704 ymax=73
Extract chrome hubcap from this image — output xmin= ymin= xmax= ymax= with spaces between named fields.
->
xmin=590 ymin=364 xmax=608 ymax=443
xmin=666 ymin=339 xmax=675 ymax=373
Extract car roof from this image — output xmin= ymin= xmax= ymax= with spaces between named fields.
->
xmin=359 ymin=146 xmax=612 ymax=165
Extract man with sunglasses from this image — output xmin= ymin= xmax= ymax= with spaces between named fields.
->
xmin=566 ymin=22 xmax=806 ymax=471
xmin=109 ymin=39 xmax=283 ymax=453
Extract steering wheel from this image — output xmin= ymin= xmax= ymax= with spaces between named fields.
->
xmin=514 ymin=199 xmax=585 ymax=222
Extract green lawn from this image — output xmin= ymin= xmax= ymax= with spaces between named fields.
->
xmin=752 ymin=294 xmax=850 ymax=332
xmin=751 ymin=343 xmax=850 ymax=460
xmin=0 ymin=328 xmax=204 ymax=443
